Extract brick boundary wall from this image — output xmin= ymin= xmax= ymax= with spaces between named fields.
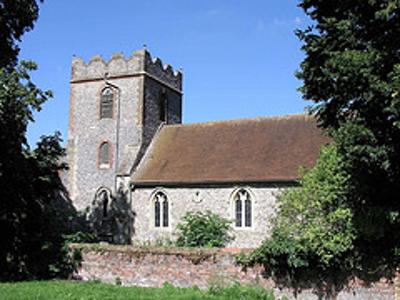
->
xmin=70 ymin=244 xmax=396 ymax=300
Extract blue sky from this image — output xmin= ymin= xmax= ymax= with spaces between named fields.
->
xmin=20 ymin=0 xmax=311 ymax=146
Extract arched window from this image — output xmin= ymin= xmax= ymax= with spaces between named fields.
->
xmin=155 ymin=197 xmax=161 ymax=227
xmin=235 ymin=198 xmax=242 ymax=227
xmin=245 ymin=198 xmax=252 ymax=227
xmin=162 ymin=198 xmax=169 ymax=227
xmin=93 ymin=187 xmax=112 ymax=219
xmin=100 ymin=87 xmax=114 ymax=119
xmin=100 ymin=190 xmax=109 ymax=217
xmin=234 ymin=189 xmax=252 ymax=228
xmin=153 ymin=191 xmax=169 ymax=228
xmin=159 ymin=92 xmax=167 ymax=122
xmin=99 ymin=142 xmax=110 ymax=168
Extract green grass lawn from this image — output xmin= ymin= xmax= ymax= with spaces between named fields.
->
xmin=0 ymin=280 xmax=281 ymax=300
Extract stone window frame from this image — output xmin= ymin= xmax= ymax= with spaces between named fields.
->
xmin=230 ymin=187 xmax=255 ymax=230
xmin=98 ymin=140 xmax=113 ymax=169
xmin=98 ymin=86 xmax=116 ymax=120
xmin=150 ymin=188 xmax=171 ymax=231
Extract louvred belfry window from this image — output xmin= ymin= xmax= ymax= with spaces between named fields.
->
xmin=159 ymin=92 xmax=167 ymax=122
xmin=100 ymin=88 xmax=113 ymax=119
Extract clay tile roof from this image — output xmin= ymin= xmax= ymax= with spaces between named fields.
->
xmin=131 ymin=114 xmax=330 ymax=186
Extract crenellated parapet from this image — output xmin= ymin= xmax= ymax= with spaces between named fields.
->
xmin=143 ymin=51 xmax=182 ymax=91
xmin=71 ymin=49 xmax=182 ymax=91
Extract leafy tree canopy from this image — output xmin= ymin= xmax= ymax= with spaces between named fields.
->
xmin=243 ymin=1 xmax=400 ymax=296
xmin=0 ymin=61 xmax=76 ymax=280
xmin=0 ymin=0 xmax=42 ymax=68
xmin=296 ymin=0 xmax=400 ymax=266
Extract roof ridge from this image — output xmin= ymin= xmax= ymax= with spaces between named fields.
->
xmin=165 ymin=113 xmax=311 ymax=128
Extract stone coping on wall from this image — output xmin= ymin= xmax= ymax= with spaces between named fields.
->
xmin=69 ymin=243 xmax=253 ymax=255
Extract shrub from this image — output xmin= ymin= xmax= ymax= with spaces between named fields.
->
xmin=63 ymin=231 xmax=98 ymax=244
xmin=176 ymin=210 xmax=233 ymax=247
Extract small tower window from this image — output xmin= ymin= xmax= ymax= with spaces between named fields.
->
xmin=100 ymin=87 xmax=114 ymax=119
xmin=234 ymin=189 xmax=252 ymax=228
xmin=159 ymin=92 xmax=167 ymax=122
xmin=99 ymin=142 xmax=110 ymax=168
xmin=153 ymin=191 xmax=169 ymax=228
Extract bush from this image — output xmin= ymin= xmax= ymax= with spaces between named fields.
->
xmin=63 ymin=231 xmax=98 ymax=244
xmin=176 ymin=210 xmax=233 ymax=247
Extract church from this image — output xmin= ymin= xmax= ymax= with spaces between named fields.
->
xmin=65 ymin=49 xmax=329 ymax=248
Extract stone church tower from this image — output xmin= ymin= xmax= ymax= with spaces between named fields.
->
xmin=66 ymin=49 xmax=182 ymax=211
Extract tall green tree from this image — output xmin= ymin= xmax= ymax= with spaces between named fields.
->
xmin=0 ymin=61 xmax=74 ymax=279
xmin=0 ymin=0 xmax=43 ymax=68
xmin=297 ymin=0 xmax=400 ymax=271
xmin=242 ymin=1 xmax=400 ymax=297
xmin=0 ymin=0 xmax=85 ymax=280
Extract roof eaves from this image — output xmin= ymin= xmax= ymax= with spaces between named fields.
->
xmin=131 ymin=178 xmax=299 ymax=188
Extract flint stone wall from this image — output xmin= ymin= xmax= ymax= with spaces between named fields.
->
xmin=66 ymin=49 xmax=182 ymax=211
xmin=130 ymin=185 xmax=281 ymax=248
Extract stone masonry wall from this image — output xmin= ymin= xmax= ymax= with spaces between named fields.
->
xmin=67 ymin=49 xmax=182 ymax=210
xmin=71 ymin=244 xmax=396 ymax=300
xmin=131 ymin=185 xmax=281 ymax=248
xmin=68 ymin=75 xmax=142 ymax=210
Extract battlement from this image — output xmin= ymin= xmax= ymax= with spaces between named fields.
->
xmin=71 ymin=49 xmax=182 ymax=91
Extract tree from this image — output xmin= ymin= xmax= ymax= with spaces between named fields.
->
xmin=0 ymin=1 xmax=85 ymax=280
xmin=240 ymin=145 xmax=354 ymax=297
xmin=0 ymin=61 xmax=75 ymax=280
xmin=242 ymin=1 xmax=400 ymax=297
xmin=0 ymin=0 xmax=43 ymax=68
xmin=296 ymin=0 xmax=400 ymax=274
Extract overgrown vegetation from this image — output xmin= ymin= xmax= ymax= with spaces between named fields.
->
xmin=0 ymin=0 xmax=88 ymax=280
xmin=241 ymin=0 xmax=400 ymax=297
xmin=238 ymin=145 xmax=354 ymax=295
xmin=296 ymin=2 xmax=400 ymax=268
xmin=0 ymin=61 xmax=76 ymax=280
xmin=0 ymin=281 xmax=282 ymax=300
xmin=0 ymin=0 xmax=43 ymax=68
xmin=176 ymin=210 xmax=233 ymax=248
